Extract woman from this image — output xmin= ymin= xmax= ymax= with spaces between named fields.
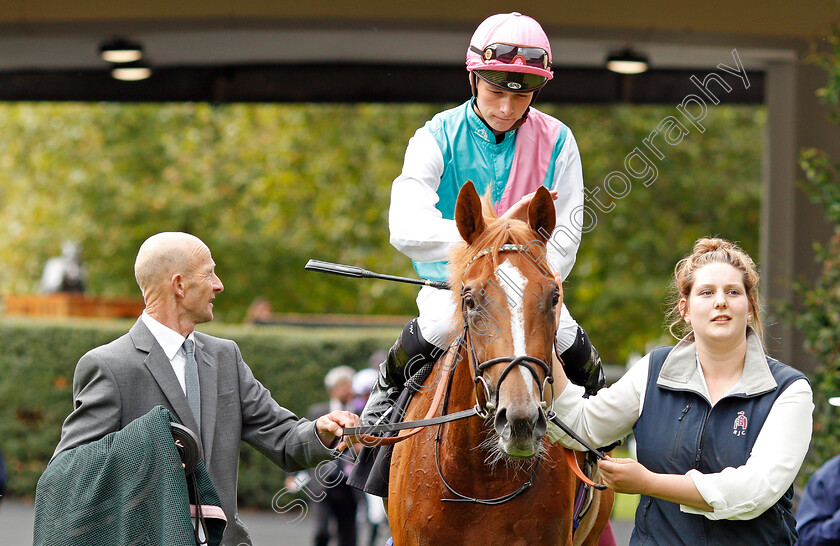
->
xmin=548 ymin=237 xmax=813 ymax=544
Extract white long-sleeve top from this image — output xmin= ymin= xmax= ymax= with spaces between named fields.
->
xmin=548 ymin=332 xmax=813 ymax=521
xmin=388 ymin=100 xmax=584 ymax=283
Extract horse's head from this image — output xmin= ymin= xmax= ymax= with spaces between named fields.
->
xmin=450 ymin=181 xmax=559 ymax=460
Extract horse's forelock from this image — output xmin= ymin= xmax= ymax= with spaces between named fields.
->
xmin=448 ymin=195 xmax=546 ymax=287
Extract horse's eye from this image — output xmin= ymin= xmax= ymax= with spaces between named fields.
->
xmin=552 ymin=289 xmax=560 ymax=308
xmin=463 ymin=293 xmax=476 ymax=310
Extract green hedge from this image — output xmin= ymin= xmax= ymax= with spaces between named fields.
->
xmin=0 ymin=317 xmax=398 ymax=508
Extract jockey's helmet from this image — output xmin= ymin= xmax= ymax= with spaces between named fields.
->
xmin=466 ymin=12 xmax=553 ymax=94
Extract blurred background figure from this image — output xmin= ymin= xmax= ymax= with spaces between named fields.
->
xmin=38 ymin=240 xmax=85 ymax=293
xmin=244 ymin=297 xmax=277 ymax=324
xmin=306 ymin=366 xmax=359 ymax=546
xmin=796 ymin=453 xmax=840 ymax=545
xmin=352 ymin=366 xmax=388 ymax=546
xmin=351 ymin=368 xmax=379 ymax=415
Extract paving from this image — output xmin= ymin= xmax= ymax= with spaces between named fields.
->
xmin=2 ymin=497 xmax=633 ymax=545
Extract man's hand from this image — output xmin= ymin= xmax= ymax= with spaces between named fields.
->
xmin=598 ymin=456 xmax=652 ymax=495
xmin=500 ymin=190 xmax=558 ymax=222
xmin=315 ymin=410 xmax=359 ymax=450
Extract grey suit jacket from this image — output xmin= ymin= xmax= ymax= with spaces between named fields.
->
xmin=53 ymin=318 xmax=335 ymax=546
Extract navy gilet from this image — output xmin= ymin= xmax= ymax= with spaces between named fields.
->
xmin=630 ymin=346 xmax=806 ymax=545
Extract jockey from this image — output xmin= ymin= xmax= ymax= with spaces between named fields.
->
xmin=360 ymin=12 xmax=605 ymax=429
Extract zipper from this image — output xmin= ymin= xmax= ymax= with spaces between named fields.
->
xmin=670 ymin=403 xmax=692 ymax=460
xmin=679 ymin=403 xmax=692 ymax=421
xmin=639 ymin=498 xmax=654 ymax=545
xmin=695 ymin=405 xmax=712 ymax=468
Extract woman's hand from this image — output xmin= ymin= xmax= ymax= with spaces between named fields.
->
xmin=599 ymin=456 xmax=713 ymax=511
xmin=598 ymin=456 xmax=652 ymax=495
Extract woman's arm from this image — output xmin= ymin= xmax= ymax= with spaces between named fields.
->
xmin=598 ymin=456 xmax=712 ymax=511
xmin=546 ymin=352 xmax=648 ymax=449
xmin=682 ymin=378 xmax=813 ymax=520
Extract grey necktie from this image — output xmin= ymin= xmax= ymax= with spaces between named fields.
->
xmin=183 ymin=338 xmax=201 ymax=431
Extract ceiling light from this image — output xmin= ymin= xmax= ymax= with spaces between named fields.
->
xmin=111 ymin=62 xmax=152 ymax=82
xmin=100 ymin=39 xmax=144 ymax=64
xmin=606 ymin=48 xmax=649 ymax=75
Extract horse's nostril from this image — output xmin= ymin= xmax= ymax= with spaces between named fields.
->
xmin=534 ymin=408 xmax=547 ymax=439
xmin=494 ymin=408 xmax=508 ymax=437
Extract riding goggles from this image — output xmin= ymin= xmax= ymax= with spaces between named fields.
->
xmin=470 ymin=43 xmax=551 ymax=70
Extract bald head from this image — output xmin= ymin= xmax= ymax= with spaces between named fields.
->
xmin=134 ymin=232 xmax=207 ymax=300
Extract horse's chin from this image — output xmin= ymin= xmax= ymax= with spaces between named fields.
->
xmin=502 ymin=448 xmax=538 ymax=460
xmin=499 ymin=438 xmax=542 ymax=460
xmin=481 ymin=420 xmax=546 ymax=467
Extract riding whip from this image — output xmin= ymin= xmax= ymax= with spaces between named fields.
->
xmin=305 ymin=259 xmax=449 ymax=289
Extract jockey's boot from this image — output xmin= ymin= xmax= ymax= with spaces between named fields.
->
xmin=360 ymin=318 xmax=438 ymax=428
xmin=558 ymin=325 xmax=606 ymax=397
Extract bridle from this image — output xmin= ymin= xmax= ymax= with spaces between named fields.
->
xmin=341 ymin=243 xmax=607 ymax=502
xmin=430 ymin=244 xmax=552 ymax=504
xmin=459 ymin=244 xmax=556 ymax=421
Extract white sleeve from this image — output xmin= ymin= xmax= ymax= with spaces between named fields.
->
xmin=546 ymin=129 xmax=584 ymax=281
xmin=389 ymin=127 xmax=463 ymax=263
xmin=681 ymin=378 xmax=813 ymax=520
xmin=547 ymin=354 xmax=650 ymax=449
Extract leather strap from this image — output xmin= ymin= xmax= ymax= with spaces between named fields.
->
xmin=346 ymin=343 xmax=461 ymax=447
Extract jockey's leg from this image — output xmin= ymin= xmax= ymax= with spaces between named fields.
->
xmin=555 ymin=303 xmax=606 ymax=397
xmin=360 ymin=287 xmax=454 ymax=428
xmin=359 ymin=318 xmax=439 ymax=427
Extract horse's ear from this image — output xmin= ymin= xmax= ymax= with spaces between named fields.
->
xmin=455 ymin=181 xmax=486 ymax=244
xmin=528 ymin=186 xmax=556 ymax=243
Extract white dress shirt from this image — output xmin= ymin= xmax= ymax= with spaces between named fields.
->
xmin=141 ymin=311 xmax=195 ymax=396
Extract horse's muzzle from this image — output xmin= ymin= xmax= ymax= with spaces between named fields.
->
xmin=494 ymin=402 xmax=547 ymax=458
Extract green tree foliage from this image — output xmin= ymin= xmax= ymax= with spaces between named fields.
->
xmin=0 ymin=103 xmax=441 ymax=319
xmin=543 ymin=103 xmax=764 ymax=361
xmin=0 ymin=101 xmax=763 ymax=364
xmin=796 ymin=32 xmax=840 ymax=479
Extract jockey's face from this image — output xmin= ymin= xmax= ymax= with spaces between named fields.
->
xmin=473 ymin=78 xmax=532 ymax=136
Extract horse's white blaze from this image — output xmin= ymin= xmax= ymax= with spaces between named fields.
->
xmin=496 ymin=261 xmax=534 ymax=391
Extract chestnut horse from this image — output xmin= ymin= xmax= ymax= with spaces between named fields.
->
xmin=387 ymin=182 xmax=613 ymax=545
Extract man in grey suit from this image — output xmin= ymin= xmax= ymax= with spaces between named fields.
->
xmin=52 ymin=231 xmax=358 ymax=546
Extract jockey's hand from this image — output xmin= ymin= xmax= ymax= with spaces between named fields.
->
xmin=501 ymin=190 xmax=558 ymax=222
xmin=598 ymin=456 xmax=652 ymax=495
xmin=315 ymin=410 xmax=359 ymax=450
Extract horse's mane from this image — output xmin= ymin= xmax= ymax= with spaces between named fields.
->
xmin=448 ymin=193 xmax=545 ymax=286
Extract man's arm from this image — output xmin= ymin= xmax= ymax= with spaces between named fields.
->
xmin=235 ymin=344 xmax=344 ymax=472
xmin=797 ymin=463 xmax=840 ymax=546
xmin=546 ymin=128 xmax=584 ymax=281
xmin=389 ymin=127 xmax=463 ymax=263
xmin=52 ymin=352 xmax=122 ymax=460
